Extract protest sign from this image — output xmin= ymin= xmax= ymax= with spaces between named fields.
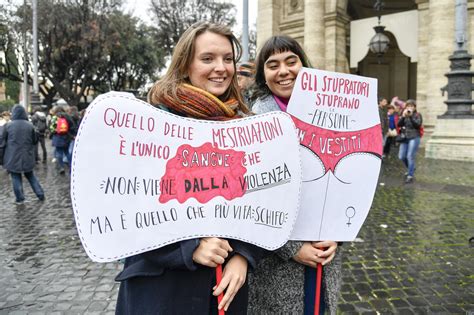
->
xmin=287 ymin=68 xmax=382 ymax=241
xmin=71 ymin=92 xmax=302 ymax=262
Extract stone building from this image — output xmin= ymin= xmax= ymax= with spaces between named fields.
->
xmin=257 ymin=0 xmax=474 ymax=161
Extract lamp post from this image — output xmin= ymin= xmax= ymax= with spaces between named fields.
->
xmin=425 ymin=0 xmax=474 ymax=162
xmin=368 ymin=0 xmax=390 ymax=63
xmin=22 ymin=0 xmax=28 ymax=109
xmin=30 ymin=0 xmax=41 ymax=107
xmin=242 ymin=0 xmax=249 ymax=62
xmin=440 ymin=0 xmax=473 ymax=117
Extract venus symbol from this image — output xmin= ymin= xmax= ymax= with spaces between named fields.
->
xmin=345 ymin=206 xmax=356 ymax=227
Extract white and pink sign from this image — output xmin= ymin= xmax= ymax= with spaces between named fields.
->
xmin=287 ymin=68 xmax=382 ymax=241
xmin=71 ymin=92 xmax=302 ymax=262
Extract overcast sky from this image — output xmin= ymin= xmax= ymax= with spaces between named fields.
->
xmin=124 ymin=0 xmax=258 ymax=35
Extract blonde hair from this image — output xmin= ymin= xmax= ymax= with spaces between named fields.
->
xmin=148 ymin=21 xmax=249 ymax=114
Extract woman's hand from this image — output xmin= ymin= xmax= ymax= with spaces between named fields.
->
xmin=293 ymin=241 xmax=338 ymax=267
xmin=213 ymin=254 xmax=248 ymax=311
xmin=311 ymin=240 xmax=337 ymax=266
xmin=293 ymin=242 xmax=325 ymax=267
xmin=192 ymin=237 xmax=232 ymax=267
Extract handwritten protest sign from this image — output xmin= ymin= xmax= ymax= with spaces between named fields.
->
xmin=71 ymin=92 xmax=302 ymax=262
xmin=287 ymin=68 xmax=382 ymax=241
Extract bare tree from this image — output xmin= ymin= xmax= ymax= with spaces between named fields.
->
xmin=1 ymin=0 xmax=164 ymax=107
xmin=149 ymin=0 xmax=236 ymax=57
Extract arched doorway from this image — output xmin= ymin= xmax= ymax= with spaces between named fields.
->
xmin=357 ymin=32 xmax=417 ymax=101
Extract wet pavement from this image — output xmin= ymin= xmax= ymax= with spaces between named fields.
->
xmin=0 ymin=144 xmax=120 ymax=314
xmin=337 ymin=148 xmax=474 ymax=314
xmin=0 ymin=142 xmax=473 ymax=314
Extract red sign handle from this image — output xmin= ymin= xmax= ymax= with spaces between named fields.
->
xmin=314 ymin=262 xmax=323 ymax=315
xmin=313 ymin=245 xmax=329 ymax=315
xmin=216 ymin=265 xmax=225 ymax=315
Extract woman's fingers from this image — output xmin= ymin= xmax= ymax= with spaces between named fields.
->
xmin=312 ymin=240 xmax=337 ymax=249
xmin=207 ymin=238 xmax=233 ymax=257
xmin=213 ymin=271 xmax=231 ymax=296
xmin=221 ymin=239 xmax=233 ymax=252
xmin=311 ymin=240 xmax=338 ymax=265
xmin=209 ymin=239 xmax=230 ymax=265
xmin=211 ymin=254 xmax=226 ymax=266
xmin=322 ymin=250 xmax=336 ymax=266
xmin=219 ymin=275 xmax=241 ymax=311
xmin=192 ymin=238 xmax=233 ymax=267
xmin=213 ymin=255 xmax=247 ymax=311
xmin=214 ymin=246 xmax=230 ymax=259
xmin=215 ymin=269 xmax=246 ymax=311
xmin=293 ymin=242 xmax=324 ymax=267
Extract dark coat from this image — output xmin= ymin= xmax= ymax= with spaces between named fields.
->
xmin=1 ymin=105 xmax=37 ymax=173
xmin=31 ymin=111 xmax=48 ymax=137
xmin=115 ymin=239 xmax=263 ymax=315
xmin=397 ymin=111 xmax=422 ymax=139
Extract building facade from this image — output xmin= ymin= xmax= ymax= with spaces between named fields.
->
xmin=257 ymin=0 xmax=474 ymax=160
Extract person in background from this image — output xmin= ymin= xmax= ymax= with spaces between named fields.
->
xmin=46 ymin=107 xmax=54 ymax=135
xmin=391 ymin=96 xmax=405 ymax=115
xmin=0 ymin=111 xmax=11 ymax=125
xmin=115 ymin=21 xmax=262 ymax=315
xmin=378 ymin=97 xmax=388 ymax=143
xmin=236 ymin=61 xmax=256 ymax=104
xmin=66 ymin=105 xmax=80 ymax=165
xmin=0 ymin=111 xmax=11 ymax=136
xmin=0 ymin=111 xmax=11 ymax=164
xmin=398 ymin=99 xmax=422 ymax=184
xmin=31 ymin=106 xmax=48 ymax=163
xmin=49 ymin=106 xmax=74 ymax=174
xmin=0 ymin=105 xmax=45 ymax=204
xmin=383 ymin=104 xmax=399 ymax=157
xmin=248 ymin=35 xmax=341 ymax=314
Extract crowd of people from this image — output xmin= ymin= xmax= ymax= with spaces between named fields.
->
xmin=379 ymin=96 xmax=424 ymax=183
xmin=0 ymin=104 xmax=83 ymax=204
xmin=0 ymin=20 xmax=425 ymax=314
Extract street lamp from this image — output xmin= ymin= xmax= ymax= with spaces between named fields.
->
xmin=368 ymin=0 xmax=390 ymax=62
xmin=369 ymin=25 xmax=390 ymax=58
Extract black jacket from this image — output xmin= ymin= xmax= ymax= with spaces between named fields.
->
xmin=398 ymin=111 xmax=422 ymax=139
xmin=0 ymin=105 xmax=37 ymax=173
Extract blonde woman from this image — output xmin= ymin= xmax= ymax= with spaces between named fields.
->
xmin=115 ymin=22 xmax=261 ymax=314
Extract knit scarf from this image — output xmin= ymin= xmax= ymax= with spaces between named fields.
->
xmin=161 ymin=84 xmax=241 ymax=121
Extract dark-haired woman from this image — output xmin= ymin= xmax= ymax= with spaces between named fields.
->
xmin=248 ymin=35 xmax=342 ymax=315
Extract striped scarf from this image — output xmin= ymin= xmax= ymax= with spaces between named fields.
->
xmin=161 ymin=84 xmax=241 ymax=121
